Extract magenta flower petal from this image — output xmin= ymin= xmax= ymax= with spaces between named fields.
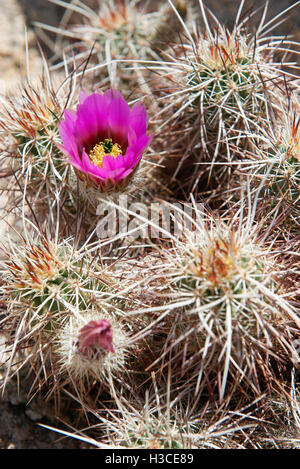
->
xmin=124 ymin=135 xmax=152 ymax=167
xmin=58 ymin=89 xmax=152 ymax=190
xmin=60 ymin=109 xmax=77 ymax=135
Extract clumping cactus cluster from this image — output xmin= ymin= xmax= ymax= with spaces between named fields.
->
xmin=0 ymin=0 xmax=299 ymax=449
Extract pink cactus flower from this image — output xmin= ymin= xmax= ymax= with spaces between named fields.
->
xmin=58 ymin=89 xmax=152 ymax=190
xmin=78 ymin=319 xmax=115 ymax=357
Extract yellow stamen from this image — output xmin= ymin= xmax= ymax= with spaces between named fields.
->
xmin=89 ymin=139 xmax=123 ymax=167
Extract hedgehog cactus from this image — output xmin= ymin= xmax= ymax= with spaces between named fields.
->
xmin=265 ymin=110 xmax=300 ymax=212
xmin=185 ymin=28 xmax=266 ymax=127
xmin=65 ymin=0 xmax=157 ymax=63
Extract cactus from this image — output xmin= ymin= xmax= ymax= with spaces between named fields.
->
xmin=149 ymin=1 xmax=300 ymax=194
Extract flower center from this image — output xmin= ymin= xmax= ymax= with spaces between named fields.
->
xmin=89 ymin=138 xmax=122 ymax=167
